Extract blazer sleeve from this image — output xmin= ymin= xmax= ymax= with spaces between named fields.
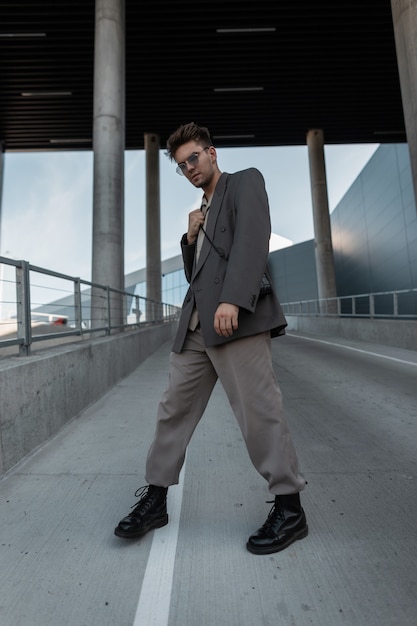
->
xmin=180 ymin=233 xmax=196 ymax=283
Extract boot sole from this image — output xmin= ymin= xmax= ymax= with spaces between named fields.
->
xmin=114 ymin=514 xmax=169 ymax=539
xmin=246 ymin=525 xmax=308 ymax=555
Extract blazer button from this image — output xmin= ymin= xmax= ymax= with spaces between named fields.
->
xmin=214 ymin=278 xmax=220 ymax=284
xmin=220 ymin=226 xmax=226 ymax=232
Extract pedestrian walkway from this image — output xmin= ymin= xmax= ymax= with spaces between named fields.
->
xmin=0 ymin=334 xmax=416 ymax=626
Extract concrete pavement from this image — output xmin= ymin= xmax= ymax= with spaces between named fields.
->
xmin=0 ymin=332 xmax=416 ymax=626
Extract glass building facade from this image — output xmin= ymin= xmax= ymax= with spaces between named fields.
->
xmin=270 ymin=143 xmax=417 ymax=311
xmin=125 ymin=255 xmax=188 ymax=310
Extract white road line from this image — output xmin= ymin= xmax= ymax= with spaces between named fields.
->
xmin=133 ymin=462 xmax=186 ymax=626
xmin=287 ymin=333 xmax=417 ymax=367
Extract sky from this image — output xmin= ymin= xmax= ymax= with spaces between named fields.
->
xmin=0 ymin=143 xmax=379 ymax=282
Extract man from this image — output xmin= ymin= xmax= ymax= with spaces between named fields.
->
xmin=115 ymin=122 xmax=308 ymax=554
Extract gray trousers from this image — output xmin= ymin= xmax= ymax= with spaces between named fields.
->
xmin=145 ymin=328 xmax=306 ymax=495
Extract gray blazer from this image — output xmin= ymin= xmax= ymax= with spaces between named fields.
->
xmin=172 ymin=168 xmax=287 ymax=353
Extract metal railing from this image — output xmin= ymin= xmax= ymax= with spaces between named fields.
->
xmin=0 ymin=256 xmax=180 ymax=356
xmin=282 ymin=288 xmax=417 ymax=319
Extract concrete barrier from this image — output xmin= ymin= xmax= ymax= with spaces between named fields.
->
xmin=0 ymin=322 xmax=177 ymax=477
xmin=285 ymin=316 xmax=417 ymax=350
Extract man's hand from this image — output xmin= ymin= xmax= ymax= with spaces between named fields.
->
xmin=214 ymin=303 xmax=239 ymax=337
xmin=187 ymin=208 xmax=205 ymax=244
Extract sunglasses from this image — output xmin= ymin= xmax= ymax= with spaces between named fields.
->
xmin=176 ymin=146 xmax=210 ymax=176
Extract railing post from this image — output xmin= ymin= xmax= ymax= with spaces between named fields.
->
xmin=122 ymin=291 xmax=127 ymax=327
xmin=74 ymin=278 xmax=82 ymax=333
xmin=16 ymin=260 xmax=31 ymax=356
xmin=135 ymin=295 xmax=141 ymax=324
xmin=106 ymin=287 xmax=111 ymax=334
xmin=393 ymin=292 xmax=398 ymax=317
xmin=370 ymin=294 xmax=375 ymax=318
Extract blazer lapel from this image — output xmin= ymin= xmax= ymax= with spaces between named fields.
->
xmin=193 ymin=173 xmax=229 ymax=277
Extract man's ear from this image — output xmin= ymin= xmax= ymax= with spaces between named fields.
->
xmin=208 ymin=145 xmax=217 ymax=163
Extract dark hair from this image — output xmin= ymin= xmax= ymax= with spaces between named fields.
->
xmin=166 ymin=122 xmax=213 ymax=161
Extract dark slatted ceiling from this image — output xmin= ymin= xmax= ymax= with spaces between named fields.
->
xmin=0 ymin=0 xmax=406 ymax=152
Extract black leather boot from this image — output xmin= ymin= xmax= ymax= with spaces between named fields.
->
xmin=114 ymin=485 xmax=168 ymax=539
xmin=247 ymin=493 xmax=308 ymax=555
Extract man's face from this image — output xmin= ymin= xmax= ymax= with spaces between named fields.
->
xmin=174 ymin=141 xmax=215 ymax=189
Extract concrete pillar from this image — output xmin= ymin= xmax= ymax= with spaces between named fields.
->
xmin=306 ymin=129 xmax=337 ymax=310
xmin=0 ymin=144 xmax=4 ymax=252
xmin=391 ymin=0 xmax=417 ymax=208
xmin=0 ymin=144 xmax=4 ymax=322
xmin=91 ymin=0 xmax=125 ymax=330
xmin=145 ymin=133 xmax=162 ymax=322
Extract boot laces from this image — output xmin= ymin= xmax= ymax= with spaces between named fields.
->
xmin=130 ymin=486 xmax=159 ymax=518
xmin=263 ymin=499 xmax=285 ymax=530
